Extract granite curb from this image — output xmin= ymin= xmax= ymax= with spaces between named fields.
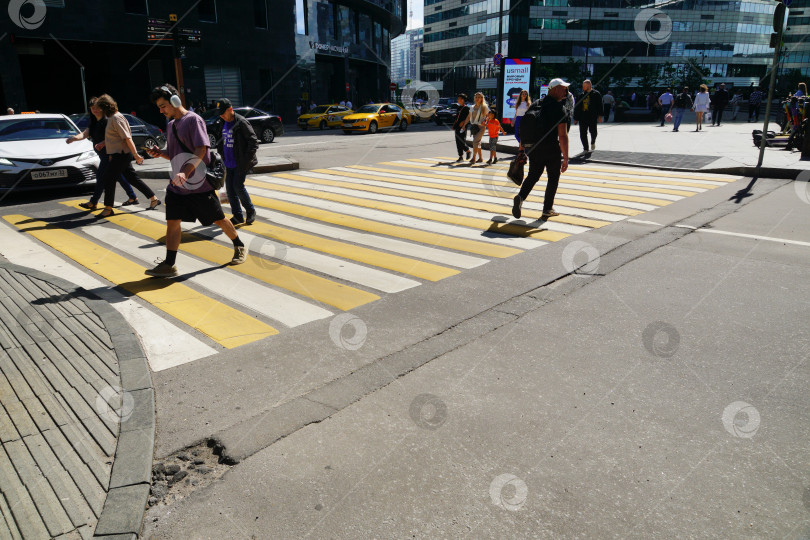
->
xmin=137 ymin=158 xmax=299 ymax=179
xmin=0 ymin=262 xmax=154 ymax=539
xmin=481 ymin=141 xmax=806 ymax=179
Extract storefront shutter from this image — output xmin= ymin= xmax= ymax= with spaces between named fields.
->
xmin=204 ymin=66 xmax=243 ymax=106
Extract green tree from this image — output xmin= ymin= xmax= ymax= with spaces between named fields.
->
xmin=678 ymin=58 xmax=706 ymax=90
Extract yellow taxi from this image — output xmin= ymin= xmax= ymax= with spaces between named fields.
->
xmin=297 ymin=104 xmax=354 ymax=130
xmin=341 ymin=103 xmax=412 ymax=134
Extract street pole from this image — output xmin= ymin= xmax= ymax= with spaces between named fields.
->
xmin=80 ymin=66 xmax=88 ymax=113
xmin=756 ymin=3 xmax=786 ymax=169
xmin=498 ymin=0 xmax=503 ymax=53
xmin=585 ymin=0 xmax=593 ymax=75
xmin=171 ymin=24 xmax=187 ymax=107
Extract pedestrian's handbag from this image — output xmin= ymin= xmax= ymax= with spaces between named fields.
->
xmin=507 ymin=149 xmax=527 ymax=186
xmin=469 ymin=123 xmax=481 ymax=136
xmin=171 ymin=123 xmax=226 ymax=190
xmin=705 ymin=111 xmax=712 ymax=123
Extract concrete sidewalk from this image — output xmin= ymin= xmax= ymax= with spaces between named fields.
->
xmin=142 ymin=165 xmax=810 ymax=535
xmin=0 ymin=262 xmax=153 ymax=539
xmin=486 ymin=117 xmax=809 ymax=178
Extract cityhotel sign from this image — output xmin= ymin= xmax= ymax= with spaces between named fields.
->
xmin=309 ymin=42 xmax=349 ymax=55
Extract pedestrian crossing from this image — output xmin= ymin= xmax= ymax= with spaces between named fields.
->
xmin=0 ymin=157 xmax=740 ymax=371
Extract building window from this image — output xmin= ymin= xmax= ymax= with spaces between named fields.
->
xmin=295 ymin=0 xmax=308 ymax=34
xmin=123 ymin=0 xmax=148 ymax=15
xmin=198 ymin=0 xmax=217 ymax=22
xmin=316 ymin=1 xmax=335 ymax=41
xmin=338 ymin=6 xmax=356 ymax=45
xmin=254 ymin=0 xmax=268 ymax=28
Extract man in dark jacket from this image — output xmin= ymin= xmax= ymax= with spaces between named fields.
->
xmin=711 ymin=83 xmax=730 ymax=126
xmin=216 ymin=98 xmax=259 ymax=225
xmin=452 ymin=93 xmax=472 ymax=162
xmin=573 ymin=79 xmax=602 ymax=152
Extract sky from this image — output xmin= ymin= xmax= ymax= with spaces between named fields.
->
xmin=407 ymin=2 xmax=423 ymax=30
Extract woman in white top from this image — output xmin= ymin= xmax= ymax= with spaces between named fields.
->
xmin=513 ymin=90 xmax=531 ymax=144
xmin=468 ymin=92 xmax=489 ymax=164
xmin=693 ymin=84 xmax=711 ymax=131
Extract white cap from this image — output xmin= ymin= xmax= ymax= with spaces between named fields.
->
xmin=548 ymin=78 xmax=570 ymax=89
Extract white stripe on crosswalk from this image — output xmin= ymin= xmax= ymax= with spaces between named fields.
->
xmin=83 ymin=225 xmax=335 ymax=326
xmin=228 ymin=207 xmax=488 ymax=269
xmin=418 ymin=158 xmax=731 ymax=186
xmin=382 ymin=161 xmax=684 ymax=201
xmin=0 ymin=220 xmax=216 ymax=371
xmin=251 ymin=174 xmax=591 ymax=236
xmin=334 ymin=167 xmax=658 ymax=212
xmin=178 ymin=221 xmax=421 ymax=294
xmin=325 ymin=168 xmax=625 ymax=222
xmin=244 ymin=185 xmax=548 ymax=250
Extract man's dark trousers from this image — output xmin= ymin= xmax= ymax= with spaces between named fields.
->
xmin=455 ymin=129 xmax=469 ymax=157
xmin=748 ymin=103 xmax=760 ymax=122
xmin=517 ymin=146 xmax=562 ymax=214
xmin=578 ymin=120 xmax=597 ymax=151
xmin=659 ymin=104 xmax=672 ymax=126
xmin=713 ymin=106 xmax=726 ymax=125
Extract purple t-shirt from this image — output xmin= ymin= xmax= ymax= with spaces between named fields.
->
xmin=222 ymin=120 xmax=237 ymax=169
xmin=167 ymin=111 xmax=212 ymax=195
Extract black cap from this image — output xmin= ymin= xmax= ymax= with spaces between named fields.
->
xmin=216 ymin=98 xmax=232 ymax=114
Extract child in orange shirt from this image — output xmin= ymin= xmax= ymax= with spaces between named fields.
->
xmin=485 ymin=109 xmax=506 ymax=164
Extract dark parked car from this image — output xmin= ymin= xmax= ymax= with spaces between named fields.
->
xmin=202 ymin=107 xmax=284 ymax=146
xmin=69 ymin=113 xmax=166 ymax=158
xmin=432 ymin=103 xmax=463 ymax=126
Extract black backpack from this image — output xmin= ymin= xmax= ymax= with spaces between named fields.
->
xmin=519 ymin=100 xmax=545 ymax=145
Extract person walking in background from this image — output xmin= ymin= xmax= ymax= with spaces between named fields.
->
xmin=693 ymin=84 xmax=710 ymax=131
xmin=573 ymin=79 xmax=602 ymax=152
xmin=216 ymin=98 xmax=259 ymax=226
xmin=795 ymin=82 xmax=807 ymax=98
xmin=658 ymin=88 xmax=674 ymax=126
xmin=468 ymin=92 xmax=489 ymax=164
xmin=513 ymin=90 xmax=531 ymax=145
xmin=748 ymin=86 xmax=763 ymax=122
xmin=452 ymin=93 xmax=471 ymax=163
xmin=5 ymin=108 xmax=13 ymax=115
xmin=93 ymin=94 xmax=161 ymax=219
xmin=711 ymin=83 xmax=730 ymax=126
xmin=144 ymin=84 xmax=247 ymax=277
xmin=730 ymin=91 xmax=743 ymax=120
xmin=602 ymin=91 xmax=615 ymax=122
xmin=563 ymin=87 xmax=575 ymax=132
xmin=484 ymin=109 xmax=506 ymax=164
xmin=671 ymin=86 xmax=693 ymax=132
xmin=309 ymin=100 xmax=317 ymax=111
xmin=513 ymin=78 xmax=570 ymax=221
xmin=346 ymin=99 xmax=353 ymax=109
xmin=69 ymin=97 xmax=140 ymax=210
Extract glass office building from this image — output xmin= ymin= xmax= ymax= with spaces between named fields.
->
xmin=421 ymin=0 xmax=803 ymax=95
xmin=293 ymin=0 xmax=407 ymax=106
xmin=391 ymin=28 xmax=425 ymax=85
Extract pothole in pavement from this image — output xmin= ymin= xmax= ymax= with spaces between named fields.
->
xmin=149 ymin=441 xmax=232 ymax=508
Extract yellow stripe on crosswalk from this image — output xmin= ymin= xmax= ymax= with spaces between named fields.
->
xmin=4 ymin=215 xmax=277 ymax=348
xmin=255 ymin=175 xmax=571 ymax=242
xmin=61 ymin=202 xmax=379 ymax=311
xmin=379 ymin=162 xmax=678 ymax=205
xmin=304 ymin=169 xmax=609 ymax=229
xmin=351 ymin=165 xmax=642 ymax=216
xmin=239 ymin=194 xmax=521 ymax=258
xmin=242 ymin=218 xmax=459 ymax=282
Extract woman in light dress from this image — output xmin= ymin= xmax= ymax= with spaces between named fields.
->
xmin=513 ymin=90 xmax=531 ymax=144
xmin=693 ymin=84 xmax=711 ymax=131
xmin=469 ymin=92 xmax=489 ymax=164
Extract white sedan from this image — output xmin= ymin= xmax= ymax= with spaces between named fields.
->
xmin=0 ymin=114 xmax=100 ymax=194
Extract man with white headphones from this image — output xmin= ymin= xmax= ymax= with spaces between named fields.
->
xmin=145 ymin=83 xmax=247 ymax=278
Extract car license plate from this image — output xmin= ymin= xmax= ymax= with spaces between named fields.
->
xmin=31 ymin=169 xmax=68 ymax=180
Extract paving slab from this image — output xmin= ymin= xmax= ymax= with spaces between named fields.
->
xmin=0 ymin=263 xmax=153 ymax=538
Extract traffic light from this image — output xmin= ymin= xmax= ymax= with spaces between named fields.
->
xmin=769 ymin=0 xmax=787 ymax=48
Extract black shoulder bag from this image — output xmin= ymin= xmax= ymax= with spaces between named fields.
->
xmin=171 ymin=122 xmax=226 ymax=190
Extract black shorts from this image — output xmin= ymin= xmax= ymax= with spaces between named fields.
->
xmin=165 ymin=190 xmax=225 ymax=226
